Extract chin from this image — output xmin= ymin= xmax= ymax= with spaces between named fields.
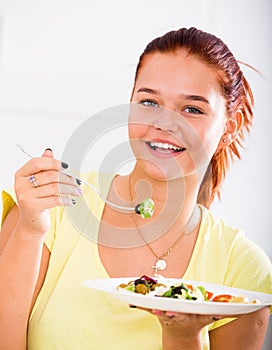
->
xmin=138 ymin=161 xmax=183 ymax=181
xmin=137 ymin=159 xmax=207 ymax=183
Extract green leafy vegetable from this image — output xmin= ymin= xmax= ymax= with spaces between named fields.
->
xmin=135 ymin=198 xmax=155 ymax=219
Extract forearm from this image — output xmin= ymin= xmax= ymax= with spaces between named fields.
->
xmin=0 ymin=227 xmax=44 ymax=349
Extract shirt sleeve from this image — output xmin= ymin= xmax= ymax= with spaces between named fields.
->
xmin=1 ymin=190 xmax=16 ymax=226
xmin=1 ymin=189 xmax=63 ymax=252
xmin=224 ymin=236 xmax=272 ymax=294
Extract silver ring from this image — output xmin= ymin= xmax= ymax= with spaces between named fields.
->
xmin=29 ymin=174 xmax=38 ymax=188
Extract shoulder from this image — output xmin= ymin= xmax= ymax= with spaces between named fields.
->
xmin=224 ymin=234 xmax=272 ymax=293
xmin=199 ymin=204 xmax=245 ymax=244
xmin=198 ymin=205 xmax=272 ymax=294
xmin=201 ymin=205 xmax=270 ymax=265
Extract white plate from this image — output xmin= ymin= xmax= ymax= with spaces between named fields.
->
xmin=83 ymin=277 xmax=272 ymax=315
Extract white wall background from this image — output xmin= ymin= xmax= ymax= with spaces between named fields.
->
xmin=0 ymin=0 xmax=271 ymax=347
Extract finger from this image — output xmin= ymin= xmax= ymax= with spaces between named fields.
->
xmin=211 ymin=315 xmax=222 ymax=321
xmin=165 ymin=311 xmax=178 ymax=318
xmin=16 ymin=157 xmax=68 ymax=178
xmin=35 ymin=183 xmax=82 ymax=198
xmin=34 ymin=195 xmax=78 ymax=209
xmin=42 ymin=148 xmax=54 ymax=158
xmin=30 ymin=170 xmax=79 ymax=188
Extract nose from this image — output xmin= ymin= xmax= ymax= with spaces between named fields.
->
xmin=153 ymin=108 xmax=179 ymax=133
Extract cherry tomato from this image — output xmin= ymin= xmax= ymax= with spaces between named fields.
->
xmin=205 ymin=291 xmax=214 ymax=300
xmin=212 ymin=294 xmax=234 ymax=303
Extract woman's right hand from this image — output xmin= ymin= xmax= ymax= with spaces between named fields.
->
xmin=14 ymin=149 xmax=82 ymax=236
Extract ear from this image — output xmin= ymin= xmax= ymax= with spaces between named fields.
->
xmin=220 ymin=110 xmax=244 ymax=146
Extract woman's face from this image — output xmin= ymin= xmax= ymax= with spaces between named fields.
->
xmin=129 ymin=50 xmax=227 ymax=181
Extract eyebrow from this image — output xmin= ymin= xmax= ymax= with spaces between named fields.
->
xmin=136 ymin=87 xmax=210 ymax=104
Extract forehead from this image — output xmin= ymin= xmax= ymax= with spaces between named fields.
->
xmin=135 ymin=51 xmax=222 ymax=95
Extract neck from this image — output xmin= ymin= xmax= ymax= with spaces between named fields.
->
xmin=129 ymin=166 xmax=200 ymax=219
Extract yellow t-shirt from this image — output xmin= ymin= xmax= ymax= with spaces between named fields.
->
xmin=2 ymin=172 xmax=272 ymax=350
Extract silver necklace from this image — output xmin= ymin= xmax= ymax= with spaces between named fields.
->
xmin=129 ymin=180 xmax=201 ymax=276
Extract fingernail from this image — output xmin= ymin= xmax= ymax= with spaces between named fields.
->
xmin=212 ymin=316 xmax=221 ymax=321
xmin=71 ymin=199 xmax=77 ymax=205
xmin=45 ymin=148 xmax=53 ymax=152
xmin=152 ymin=310 xmax=161 ymax=316
xmin=76 ymin=178 xmax=82 ymax=185
xmin=61 ymin=162 xmax=69 ymax=169
xmin=77 ymin=188 xmax=83 ymax=195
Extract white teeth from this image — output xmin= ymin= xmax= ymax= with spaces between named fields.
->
xmin=149 ymin=142 xmax=183 ymax=151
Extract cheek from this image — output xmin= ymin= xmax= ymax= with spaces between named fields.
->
xmin=128 ymin=123 xmax=148 ymax=161
xmin=197 ymin=120 xmax=225 ymax=155
xmin=184 ymin=121 xmax=225 ymax=174
xmin=128 ymin=123 xmax=149 ymax=140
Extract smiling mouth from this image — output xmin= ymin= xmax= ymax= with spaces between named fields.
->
xmin=147 ymin=141 xmax=186 ymax=153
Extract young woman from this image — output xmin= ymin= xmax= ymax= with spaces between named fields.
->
xmin=0 ymin=27 xmax=271 ymax=349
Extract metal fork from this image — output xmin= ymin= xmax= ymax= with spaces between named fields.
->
xmin=16 ymin=143 xmax=140 ymax=213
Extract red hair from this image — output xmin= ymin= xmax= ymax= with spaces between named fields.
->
xmin=132 ymin=27 xmax=254 ymax=207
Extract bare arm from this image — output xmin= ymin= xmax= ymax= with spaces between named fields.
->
xmin=209 ymin=307 xmax=270 ymax=350
xmin=0 ymin=205 xmax=50 ymax=349
xmin=0 ymin=149 xmax=81 ymax=349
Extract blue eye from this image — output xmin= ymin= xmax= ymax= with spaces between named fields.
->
xmin=185 ymin=107 xmax=203 ymax=114
xmin=140 ymin=100 xmax=159 ymax=108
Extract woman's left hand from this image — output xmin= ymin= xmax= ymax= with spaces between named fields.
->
xmin=152 ymin=309 xmax=223 ymax=336
xmin=130 ymin=306 xmax=242 ymax=349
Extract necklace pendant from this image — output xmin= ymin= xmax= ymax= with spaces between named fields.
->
xmin=153 ymin=259 xmax=167 ymax=271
